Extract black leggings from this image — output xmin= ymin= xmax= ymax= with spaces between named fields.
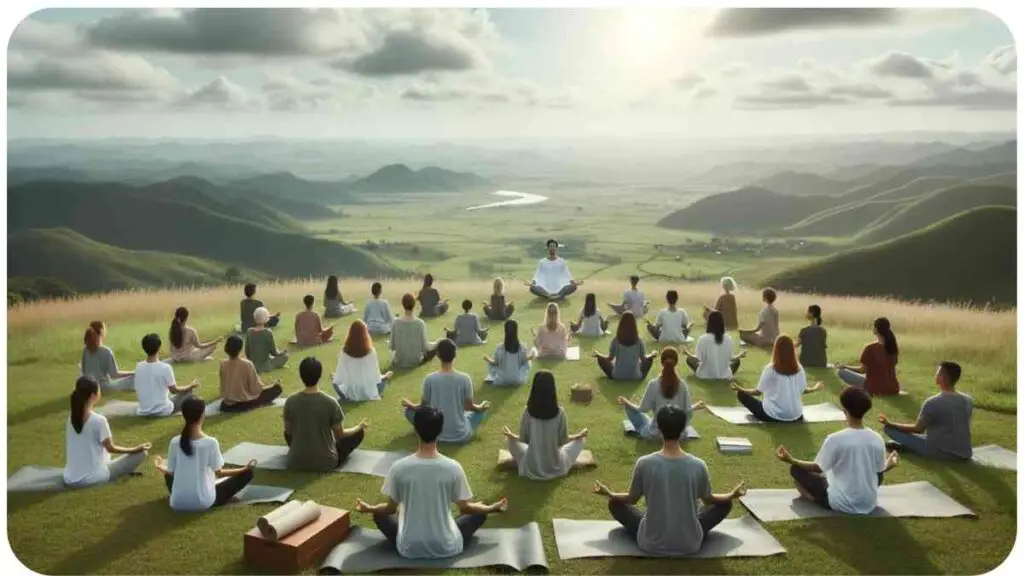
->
xmin=686 ymin=356 xmax=742 ymax=376
xmin=597 ymin=355 xmax=655 ymax=381
xmin=608 ymin=498 xmax=732 ymax=542
xmin=284 ymin=428 xmax=365 ymax=469
xmin=789 ymin=464 xmax=884 ymax=510
xmin=220 ymin=384 xmax=283 ymax=413
xmin=164 ymin=468 xmax=254 ymax=508
xmin=373 ymin=511 xmax=487 ymax=548
xmin=735 ymin=391 xmax=805 ymax=423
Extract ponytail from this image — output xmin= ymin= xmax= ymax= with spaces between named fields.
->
xmin=178 ymin=397 xmax=206 ymax=457
xmin=658 ymin=348 xmax=680 ymax=399
xmin=809 ymin=305 xmax=822 ymax=326
xmin=874 ymin=317 xmax=899 ymax=362
xmin=70 ymin=377 xmax=99 ymax=434
xmin=170 ymin=306 xmax=188 ymax=349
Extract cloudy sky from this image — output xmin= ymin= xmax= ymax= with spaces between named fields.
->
xmin=5 ymin=7 xmax=1017 ymax=140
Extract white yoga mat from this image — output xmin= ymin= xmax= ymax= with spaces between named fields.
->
xmin=621 ymin=420 xmax=701 ymax=439
xmin=530 ymin=346 xmax=581 ymax=361
xmin=319 ymin=523 xmax=548 ymax=574
xmin=95 ymin=397 xmax=286 ymax=418
xmin=222 ymin=442 xmax=406 ymax=478
xmin=706 ymin=403 xmax=846 ymax=425
xmin=971 ymin=444 xmax=1017 ymax=471
xmin=740 ymin=481 xmax=976 ymax=522
xmin=717 ymin=437 xmax=753 ymax=454
xmin=552 ymin=516 xmax=786 ymax=559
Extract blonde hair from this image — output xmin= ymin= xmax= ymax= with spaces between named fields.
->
xmin=493 ymin=277 xmax=505 ymax=296
xmin=721 ymin=276 xmax=737 ymax=292
xmin=253 ymin=307 xmax=270 ymax=325
xmin=545 ymin=302 xmax=561 ymax=330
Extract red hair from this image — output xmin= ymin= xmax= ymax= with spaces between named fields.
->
xmin=83 ymin=321 xmax=105 ymax=352
xmin=772 ymin=335 xmax=799 ymax=376
xmin=343 ymin=320 xmax=373 ymax=358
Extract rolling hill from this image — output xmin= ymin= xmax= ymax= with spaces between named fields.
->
xmin=856 ymin=184 xmax=1016 ymax=245
xmin=7 ymin=181 xmax=399 ymax=280
xmin=753 ymin=170 xmax=851 ymax=196
xmin=8 ymin=228 xmax=265 ymax=293
xmin=657 ymin=187 xmax=837 ymax=233
xmin=345 ymin=164 xmax=490 ymax=194
xmin=780 ymin=198 xmax=907 ymax=238
xmin=765 ymin=206 xmax=1016 ymax=307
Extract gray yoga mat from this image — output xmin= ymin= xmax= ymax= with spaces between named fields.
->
xmin=7 ymin=466 xmax=66 ymax=492
xmin=971 ymin=444 xmax=1017 ymax=471
xmin=319 ymin=523 xmax=548 ymax=574
xmin=622 ymin=421 xmax=701 ymax=439
xmin=222 ymin=484 xmax=294 ymax=507
xmin=95 ymin=398 xmax=285 ymax=418
xmin=706 ymin=402 xmax=845 ymax=425
xmin=222 ymin=442 xmax=406 ymax=478
xmin=551 ymin=516 xmax=786 ymax=560
xmin=740 ymin=481 xmax=976 ymax=522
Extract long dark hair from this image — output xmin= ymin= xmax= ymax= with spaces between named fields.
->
xmin=84 ymin=321 xmax=104 ymax=353
xmin=583 ymin=293 xmax=597 ymax=317
xmin=616 ymin=311 xmax=639 ymax=346
xmin=70 ymin=377 xmax=99 ymax=434
xmin=526 ymin=370 xmax=559 ymax=420
xmin=808 ymin=305 xmax=822 ymax=326
xmin=178 ymin=397 xmax=206 ymax=457
xmin=170 ymin=306 xmax=188 ymax=348
xmin=874 ymin=317 xmax=899 ymax=363
xmin=325 ymin=275 xmax=341 ymax=300
xmin=658 ymin=348 xmax=680 ymax=399
xmin=503 ymin=320 xmax=521 ymax=354
xmin=423 ymin=273 xmax=435 ymax=288
xmin=707 ymin=310 xmax=725 ymax=345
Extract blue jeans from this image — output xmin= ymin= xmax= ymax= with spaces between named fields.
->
xmin=404 ymin=407 xmax=486 ymax=439
xmin=883 ymin=425 xmax=938 ymax=457
xmin=624 ymin=405 xmax=653 ymax=439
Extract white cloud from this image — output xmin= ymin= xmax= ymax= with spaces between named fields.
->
xmin=177 ymin=76 xmax=255 ymax=109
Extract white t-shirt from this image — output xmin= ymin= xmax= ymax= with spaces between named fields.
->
xmin=383 ymin=453 xmax=473 ymax=559
xmin=814 ymin=427 xmax=887 ymax=514
xmin=63 ymin=413 xmax=112 ymax=486
xmin=694 ymin=333 xmax=735 ymax=379
xmin=622 ymin=289 xmax=646 ymax=316
xmin=167 ymin=435 xmax=225 ymax=511
xmin=656 ymin=309 xmax=690 ymax=342
xmin=533 ymin=257 xmax=572 ymax=294
xmin=756 ymin=364 xmax=807 ymax=421
xmin=333 ymin=349 xmax=385 ymax=402
xmin=135 ymin=361 xmax=177 ymax=416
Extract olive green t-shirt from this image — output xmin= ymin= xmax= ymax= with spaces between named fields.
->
xmin=283 ymin=391 xmax=344 ymax=472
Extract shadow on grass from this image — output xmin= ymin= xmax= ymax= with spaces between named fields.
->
xmin=919 ymin=458 xmax=1016 ymax=512
xmin=6 ymin=491 xmax=60 ymax=515
xmin=790 ymin=517 xmax=942 ymax=574
xmin=7 ymin=396 xmax=70 ymax=427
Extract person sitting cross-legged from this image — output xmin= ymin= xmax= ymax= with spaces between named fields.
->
xmin=418 ymin=273 xmax=450 ymax=318
xmin=246 ymin=307 xmax=289 ymax=373
xmin=284 ymin=357 xmax=369 ymax=472
xmin=219 ymin=335 xmax=283 ymax=413
xmin=483 ymin=277 xmax=515 ymax=321
xmin=363 ymin=282 xmax=396 ymax=336
xmin=879 ymin=361 xmax=973 ymax=460
xmin=294 ymin=295 xmax=335 ymax=347
xmin=401 ymin=340 xmax=489 ymax=444
xmin=701 ymin=276 xmax=739 ymax=331
xmin=240 ymin=283 xmax=280 ymax=331
xmin=729 ymin=335 xmax=824 ymax=423
xmin=608 ymin=275 xmax=648 ymax=317
xmin=646 ymin=289 xmax=692 ymax=343
xmin=135 ymin=334 xmax=200 ymax=417
xmin=682 ymin=311 xmax=745 ymax=380
xmin=484 ymin=320 xmax=532 ymax=387
xmin=570 ymin=293 xmax=609 ymax=337
xmin=445 ymin=300 xmax=489 ymax=346
xmin=168 ymin=306 xmax=221 ymax=363
xmin=354 ymin=407 xmax=508 ymax=559
xmin=526 ymin=239 xmax=582 ymax=301
xmin=592 ymin=405 xmax=747 ymax=556
xmin=81 ymin=321 xmax=135 ymax=393
xmin=390 ymin=294 xmax=438 ymax=369
xmin=618 ymin=348 xmax=705 ymax=440
xmin=776 ymin=386 xmax=900 ymax=514
xmin=594 ymin=312 xmax=656 ymax=381
xmin=64 ymin=377 xmax=150 ymax=488
xmin=323 ymin=275 xmax=356 ymax=319
xmin=332 ymin=320 xmax=393 ymax=402
xmin=738 ymin=288 xmax=780 ymax=349
xmin=501 ymin=371 xmax=589 ymax=480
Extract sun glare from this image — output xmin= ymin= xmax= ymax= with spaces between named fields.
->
xmin=608 ymin=8 xmax=712 ymax=88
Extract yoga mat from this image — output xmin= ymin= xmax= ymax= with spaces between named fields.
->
xmin=7 ymin=466 xmax=65 ymax=492
xmin=551 ymin=516 xmax=786 ymax=559
xmin=222 ymin=484 xmax=294 ymax=507
xmin=257 ymin=500 xmax=304 ymax=537
xmin=261 ymin=500 xmax=322 ymax=541
xmin=95 ymin=398 xmax=286 ymax=418
xmin=497 ymin=449 xmax=596 ymax=469
xmin=717 ymin=437 xmax=753 ymax=454
xmin=622 ymin=421 xmax=701 ymax=439
xmin=739 ymin=481 xmax=976 ymax=522
xmin=971 ymin=444 xmax=1017 ymax=471
xmin=222 ymin=442 xmax=406 ymax=478
xmin=529 ymin=346 xmax=580 ymax=361
xmin=319 ymin=523 xmax=549 ymax=574
xmin=204 ymin=397 xmax=287 ymax=416
xmin=706 ymin=403 xmax=845 ymax=425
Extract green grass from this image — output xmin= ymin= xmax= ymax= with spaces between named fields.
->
xmin=6 ymin=278 xmax=1016 ymax=574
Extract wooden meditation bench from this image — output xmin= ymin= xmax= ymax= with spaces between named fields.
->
xmin=244 ymin=506 xmax=350 ymax=574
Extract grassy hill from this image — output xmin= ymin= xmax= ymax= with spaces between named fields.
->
xmin=346 ymin=163 xmax=490 ymax=194
xmin=7 ymin=181 xmax=399 ymax=280
xmin=752 ymin=170 xmax=850 ymax=196
xmin=657 ymin=186 xmax=837 ymax=233
xmin=139 ymin=177 xmax=306 ymax=233
xmin=8 ymin=228 xmax=265 ymax=293
xmin=857 ymin=184 xmax=1016 ymax=245
xmin=6 ymin=279 xmax=1016 ymax=575
xmin=766 ymin=206 xmax=1016 ymax=307
xmin=781 ymin=198 xmax=907 ymax=238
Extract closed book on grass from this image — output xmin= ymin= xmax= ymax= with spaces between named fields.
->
xmin=716 ymin=437 xmax=753 ymax=454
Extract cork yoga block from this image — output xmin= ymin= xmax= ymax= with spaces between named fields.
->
xmin=570 ymin=383 xmax=593 ymax=404
xmin=244 ymin=506 xmax=350 ymax=574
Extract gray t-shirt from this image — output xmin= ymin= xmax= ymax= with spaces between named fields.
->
xmin=758 ymin=306 xmax=780 ymax=341
xmin=382 ymin=454 xmax=473 ymax=559
xmin=920 ymin=392 xmax=973 ymax=459
xmin=390 ymin=317 xmax=430 ymax=368
xmin=638 ymin=378 xmax=692 ymax=438
xmin=421 ymin=371 xmax=474 ymax=443
xmin=364 ymin=299 xmax=395 ymax=333
xmin=489 ymin=344 xmax=530 ymax=386
xmin=418 ymin=288 xmax=443 ymax=317
xmin=629 ymin=453 xmax=712 ymax=556
xmin=453 ymin=313 xmax=484 ymax=346
xmin=798 ymin=325 xmax=828 ymax=368
xmin=81 ymin=346 xmax=119 ymax=386
xmin=610 ymin=338 xmax=646 ymax=380
xmin=622 ymin=289 xmax=646 ymax=316
xmin=517 ymin=408 xmax=570 ymax=480
xmin=240 ymin=298 xmax=264 ymax=331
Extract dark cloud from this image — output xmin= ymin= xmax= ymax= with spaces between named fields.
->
xmin=333 ymin=28 xmax=486 ymax=76
xmin=707 ymin=8 xmax=901 ymax=37
xmin=869 ymin=51 xmax=934 ymax=78
xmin=7 ymin=52 xmax=177 ymax=92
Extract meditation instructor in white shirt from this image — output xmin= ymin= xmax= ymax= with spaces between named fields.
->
xmin=527 ymin=239 xmax=582 ymax=301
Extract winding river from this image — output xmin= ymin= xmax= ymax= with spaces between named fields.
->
xmin=466 ymin=190 xmax=549 ymax=211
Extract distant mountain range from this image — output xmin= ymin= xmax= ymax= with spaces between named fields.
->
xmin=766 ymin=206 xmax=1016 ymax=307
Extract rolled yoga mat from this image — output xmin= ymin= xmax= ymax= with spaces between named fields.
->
xmin=257 ymin=500 xmax=303 ymax=537
xmin=258 ymin=500 xmax=322 ymax=541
